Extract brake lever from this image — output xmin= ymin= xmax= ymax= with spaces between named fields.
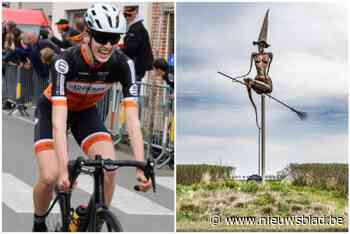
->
xmin=134 ymin=159 xmax=156 ymax=192
xmin=145 ymin=158 xmax=156 ymax=193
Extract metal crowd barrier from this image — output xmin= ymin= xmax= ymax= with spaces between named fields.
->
xmin=3 ymin=63 xmax=19 ymax=102
xmin=101 ymin=79 xmax=174 ymax=169
xmin=107 ymin=83 xmax=125 ymax=144
xmin=18 ymin=66 xmax=34 ymax=104
xmin=2 ymin=63 xmax=50 ymax=106
xmin=32 ymin=71 xmax=49 ymax=106
xmin=139 ymin=79 xmax=174 ymax=168
xmin=3 ymin=62 xmax=113 ymax=122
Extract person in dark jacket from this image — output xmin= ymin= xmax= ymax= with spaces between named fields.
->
xmin=122 ymin=5 xmax=153 ymax=81
xmin=12 ymin=32 xmax=60 ymax=77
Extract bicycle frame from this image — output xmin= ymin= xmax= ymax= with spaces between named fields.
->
xmin=48 ymin=156 xmax=155 ymax=232
xmin=53 ymin=157 xmax=106 ymax=231
xmin=83 ymin=158 xmax=106 ymax=231
xmin=56 ymin=191 xmax=71 ymax=231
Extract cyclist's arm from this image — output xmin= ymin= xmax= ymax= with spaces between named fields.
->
xmin=119 ymin=57 xmax=144 ymax=161
xmin=125 ymin=101 xmax=144 ymax=161
xmin=51 ymin=56 xmax=70 ymax=173
xmin=52 ymin=101 xmax=69 ymax=173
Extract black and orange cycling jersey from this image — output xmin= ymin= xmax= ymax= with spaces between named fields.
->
xmin=34 ymin=44 xmax=138 ymax=156
xmin=43 ymin=44 xmax=138 ymax=111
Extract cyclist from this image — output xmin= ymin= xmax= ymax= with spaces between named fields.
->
xmin=32 ymin=4 xmax=151 ymax=231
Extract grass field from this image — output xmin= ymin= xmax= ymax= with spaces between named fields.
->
xmin=177 ymin=180 xmax=348 ymax=232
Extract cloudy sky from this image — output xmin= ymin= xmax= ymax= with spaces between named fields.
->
xmin=176 ymin=2 xmax=348 ymax=176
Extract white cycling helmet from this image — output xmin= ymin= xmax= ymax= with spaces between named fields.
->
xmin=84 ymin=3 xmax=126 ymax=34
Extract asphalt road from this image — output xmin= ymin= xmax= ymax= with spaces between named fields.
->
xmin=2 ymin=111 xmax=174 ymax=232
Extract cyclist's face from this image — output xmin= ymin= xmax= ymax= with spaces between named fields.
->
xmin=91 ymin=37 xmax=114 ymax=63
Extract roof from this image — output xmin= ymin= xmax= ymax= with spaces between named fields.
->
xmin=2 ymin=8 xmax=49 ymax=26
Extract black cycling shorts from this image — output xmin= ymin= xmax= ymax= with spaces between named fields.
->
xmin=34 ymin=96 xmax=112 ymax=156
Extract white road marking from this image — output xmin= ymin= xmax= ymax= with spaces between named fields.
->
xmin=77 ymin=175 xmax=173 ymax=215
xmin=3 ymin=111 xmax=35 ymax=125
xmin=2 ymin=173 xmax=59 ymax=213
xmin=156 ymin=177 xmax=174 ymax=191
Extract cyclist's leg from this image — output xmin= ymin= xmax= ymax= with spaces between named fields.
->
xmin=70 ymin=106 xmax=116 ymax=206
xmin=33 ymin=96 xmax=59 ymax=230
xmin=87 ymin=140 xmax=116 ymax=206
xmin=33 ymin=150 xmax=59 ymax=214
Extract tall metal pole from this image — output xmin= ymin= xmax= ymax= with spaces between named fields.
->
xmin=261 ymin=95 xmax=266 ymax=180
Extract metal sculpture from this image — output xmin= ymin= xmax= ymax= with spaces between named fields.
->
xmin=218 ymin=10 xmax=307 ymax=180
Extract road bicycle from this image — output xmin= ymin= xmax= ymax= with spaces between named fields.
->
xmin=44 ymin=155 xmax=156 ymax=232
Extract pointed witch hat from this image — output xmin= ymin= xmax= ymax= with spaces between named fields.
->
xmin=253 ymin=9 xmax=270 ymax=48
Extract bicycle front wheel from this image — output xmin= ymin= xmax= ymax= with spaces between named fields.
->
xmin=95 ymin=209 xmax=123 ymax=232
xmin=46 ymin=212 xmax=62 ymax=232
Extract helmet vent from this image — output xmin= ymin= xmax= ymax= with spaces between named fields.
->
xmin=102 ymin=5 xmax=108 ymax=11
xmin=115 ymin=16 xmax=119 ymax=28
xmin=95 ymin=19 xmax=102 ymax=29
xmin=91 ymin=10 xmax=96 ymax=16
xmin=112 ymin=7 xmax=116 ymax=12
xmin=107 ymin=15 xmax=113 ymax=28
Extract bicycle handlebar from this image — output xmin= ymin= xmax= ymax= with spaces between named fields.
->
xmin=68 ymin=155 xmax=156 ymax=192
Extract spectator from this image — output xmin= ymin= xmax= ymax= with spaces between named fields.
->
xmin=74 ymin=18 xmax=86 ymax=33
xmin=153 ymin=58 xmax=174 ymax=91
xmin=4 ymin=21 xmax=22 ymax=48
xmin=3 ymin=32 xmax=29 ymax=66
xmin=122 ymin=5 xmax=153 ymax=82
xmin=39 ymin=28 xmax=49 ymax=40
xmin=48 ymin=18 xmax=82 ymax=49
xmin=2 ymin=21 xmax=23 ymax=64
xmin=13 ymin=32 xmax=60 ymax=77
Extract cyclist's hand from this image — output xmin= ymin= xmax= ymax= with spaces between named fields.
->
xmin=136 ymin=168 xmax=152 ymax=192
xmin=57 ymin=172 xmax=70 ymax=192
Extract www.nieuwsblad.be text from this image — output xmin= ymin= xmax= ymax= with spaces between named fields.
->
xmin=210 ymin=214 xmax=344 ymax=226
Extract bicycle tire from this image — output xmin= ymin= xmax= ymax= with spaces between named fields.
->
xmin=46 ymin=192 xmax=71 ymax=232
xmin=46 ymin=211 xmax=63 ymax=232
xmin=96 ymin=208 xmax=123 ymax=232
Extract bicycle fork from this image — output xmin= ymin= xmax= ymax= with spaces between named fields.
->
xmin=86 ymin=155 xmax=107 ymax=231
xmin=57 ymin=191 xmax=72 ymax=231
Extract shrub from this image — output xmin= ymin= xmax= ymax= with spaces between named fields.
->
xmin=224 ymin=179 xmax=238 ymax=190
xmin=261 ymin=206 xmax=274 ymax=215
xmin=240 ymin=181 xmax=259 ymax=193
xmin=287 ymin=163 xmax=348 ymax=196
xmin=179 ymin=201 xmax=202 ymax=215
xmin=269 ymin=181 xmax=288 ymax=192
xmin=255 ymin=193 xmax=276 ymax=206
xmin=277 ymin=201 xmax=290 ymax=216
xmin=290 ymin=205 xmax=303 ymax=213
xmin=234 ymin=202 xmax=245 ymax=208
xmin=203 ymin=181 xmax=222 ymax=191
xmin=177 ymin=164 xmax=235 ymax=185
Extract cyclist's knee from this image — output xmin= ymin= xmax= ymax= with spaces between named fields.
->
xmin=38 ymin=170 xmax=59 ymax=188
xmin=87 ymin=140 xmax=116 ymax=160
